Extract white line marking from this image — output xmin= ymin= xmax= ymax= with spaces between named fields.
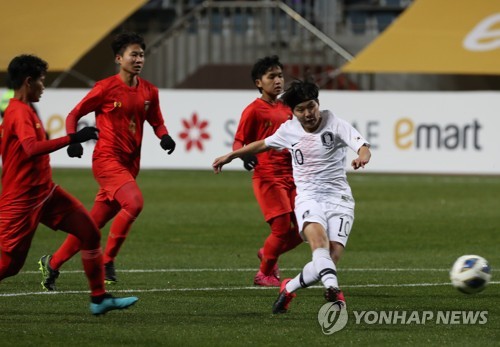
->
xmin=1 ymin=282 xmax=498 ymax=297
xmin=21 ymin=267 xmax=495 ymax=275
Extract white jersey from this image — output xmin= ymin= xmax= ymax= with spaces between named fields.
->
xmin=265 ymin=110 xmax=368 ymax=208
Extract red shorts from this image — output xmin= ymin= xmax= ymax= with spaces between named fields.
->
xmin=0 ymin=185 xmax=83 ymax=253
xmin=252 ymin=175 xmax=296 ymax=222
xmin=93 ymin=156 xmax=139 ymax=202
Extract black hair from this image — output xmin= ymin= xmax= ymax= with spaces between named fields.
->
xmin=280 ymin=80 xmax=319 ymax=111
xmin=251 ymin=55 xmax=283 ymax=92
xmin=111 ymin=31 xmax=146 ymax=56
xmin=7 ymin=54 xmax=48 ymax=90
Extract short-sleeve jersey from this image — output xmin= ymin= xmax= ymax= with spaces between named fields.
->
xmin=265 ymin=110 xmax=368 ymax=207
xmin=234 ymin=98 xmax=293 ymax=178
xmin=66 ymin=75 xmax=167 ymax=162
xmin=0 ymin=99 xmax=53 ymax=203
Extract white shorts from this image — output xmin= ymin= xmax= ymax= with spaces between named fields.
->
xmin=295 ymin=199 xmax=354 ymax=247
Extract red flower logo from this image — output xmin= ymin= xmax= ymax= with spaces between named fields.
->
xmin=179 ymin=112 xmax=210 ymax=151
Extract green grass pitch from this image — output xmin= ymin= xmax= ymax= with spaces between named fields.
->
xmin=0 ymin=169 xmax=498 ymax=346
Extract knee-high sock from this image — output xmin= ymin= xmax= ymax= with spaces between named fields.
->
xmin=260 ymin=214 xmax=291 ymax=275
xmin=55 ymin=206 xmax=105 ymax=296
xmin=103 ymin=182 xmax=143 ymax=264
xmin=50 ymin=234 xmax=81 ymax=270
xmin=103 ymin=209 xmax=136 ymax=264
xmin=285 ymin=261 xmax=319 ymax=293
xmin=81 ymin=248 xmax=105 ymax=296
xmin=280 ymin=218 xmax=303 ymax=253
xmin=51 ymin=200 xmax=119 ymax=270
xmin=312 ymin=248 xmax=338 ymax=289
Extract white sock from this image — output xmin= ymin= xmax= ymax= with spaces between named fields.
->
xmin=285 ymin=261 xmax=319 ymax=293
xmin=312 ymin=248 xmax=338 ymax=289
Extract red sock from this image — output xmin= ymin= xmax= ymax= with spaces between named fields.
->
xmin=280 ymin=220 xmax=303 ymax=253
xmin=259 ymin=213 xmax=299 ymax=275
xmin=103 ymin=210 xmax=135 ymax=264
xmin=81 ymin=248 xmax=105 ymax=296
xmin=102 ymin=181 xmax=143 ymax=264
xmin=260 ymin=234 xmax=281 ymax=275
xmin=51 ymin=235 xmax=81 ymax=270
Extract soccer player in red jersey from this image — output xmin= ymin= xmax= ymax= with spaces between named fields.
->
xmin=0 ymin=54 xmax=138 ymax=315
xmin=40 ymin=32 xmax=176 ymax=288
xmin=233 ymin=56 xmax=303 ymax=287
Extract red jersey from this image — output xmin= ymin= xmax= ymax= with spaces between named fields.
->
xmin=66 ymin=75 xmax=168 ymax=163
xmin=0 ymin=99 xmax=68 ymax=204
xmin=234 ymin=98 xmax=293 ymax=178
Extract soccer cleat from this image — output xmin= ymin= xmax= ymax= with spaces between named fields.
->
xmin=272 ymin=278 xmax=296 ymax=314
xmin=104 ymin=261 xmax=118 ymax=284
xmin=254 ymin=270 xmax=280 ymax=287
xmin=90 ymin=294 xmax=138 ymax=316
xmin=38 ymin=255 xmax=60 ymax=291
xmin=324 ymin=287 xmax=346 ymax=308
xmin=257 ymin=248 xmax=280 ymax=279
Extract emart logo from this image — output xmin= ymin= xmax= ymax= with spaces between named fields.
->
xmin=317 ymin=306 xmax=488 ymax=335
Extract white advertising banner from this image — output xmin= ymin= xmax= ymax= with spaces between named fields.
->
xmin=3 ymin=89 xmax=500 ymax=174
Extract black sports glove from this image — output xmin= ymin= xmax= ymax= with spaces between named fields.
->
xmin=67 ymin=143 xmax=84 ymax=158
xmin=160 ymin=134 xmax=176 ymax=155
xmin=242 ymin=154 xmax=258 ymax=171
xmin=69 ymin=126 xmax=99 ymax=144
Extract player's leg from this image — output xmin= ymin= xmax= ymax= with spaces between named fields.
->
xmin=102 ymin=181 xmax=143 ymax=282
xmin=47 ymin=188 xmax=138 ymax=314
xmin=0 ymin=248 xmax=31 ymax=281
xmin=273 ymin=222 xmax=337 ymax=314
xmin=278 ymin=182 xmax=302 ymax=254
xmin=43 ymin=189 xmax=105 ymax=297
xmin=1 ymin=207 xmax=39 ymax=281
xmin=40 ymin=195 xmax=120 ymax=290
xmin=259 ymin=214 xmax=290 ymax=277
xmin=254 ymin=178 xmax=296 ymax=286
xmin=276 ymin=212 xmax=302 ymax=254
xmin=322 ymin=205 xmax=353 ymax=303
xmin=303 ymin=222 xmax=340 ymax=289
xmin=90 ymin=198 xmax=121 ymax=229
xmin=323 ymin=241 xmax=346 ymax=302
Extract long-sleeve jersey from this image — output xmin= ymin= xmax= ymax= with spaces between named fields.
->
xmin=0 ymin=99 xmax=70 ymax=204
xmin=66 ymin=75 xmax=168 ymax=163
xmin=233 ymin=98 xmax=293 ymax=178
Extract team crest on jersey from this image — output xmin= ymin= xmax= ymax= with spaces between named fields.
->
xmin=321 ymin=131 xmax=335 ymax=148
xmin=113 ymin=101 xmax=122 ymax=108
xmin=36 ymin=123 xmax=41 ymax=129
xmin=144 ymin=101 xmax=150 ymax=112
xmin=302 ymin=210 xmax=310 ymax=219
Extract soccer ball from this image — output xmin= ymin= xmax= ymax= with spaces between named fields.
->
xmin=450 ymin=255 xmax=491 ymax=294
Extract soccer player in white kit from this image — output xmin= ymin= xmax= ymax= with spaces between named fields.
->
xmin=212 ymin=80 xmax=371 ymax=314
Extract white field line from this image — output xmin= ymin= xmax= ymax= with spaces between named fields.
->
xmin=20 ymin=267 xmax=495 ymax=275
xmin=2 ymin=267 xmax=498 ymax=298
xmin=1 ymin=281 xmax=499 ymax=297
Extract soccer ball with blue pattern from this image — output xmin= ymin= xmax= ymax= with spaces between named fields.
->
xmin=450 ymin=255 xmax=491 ymax=294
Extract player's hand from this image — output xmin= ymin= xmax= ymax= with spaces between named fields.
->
xmin=160 ymin=134 xmax=176 ymax=154
xmin=241 ymin=154 xmax=258 ymax=171
xmin=352 ymin=146 xmax=371 ymax=170
xmin=351 ymin=158 xmax=369 ymax=170
xmin=69 ymin=127 xmax=99 ymax=144
xmin=212 ymin=154 xmax=232 ymax=174
xmin=67 ymin=143 xmax=84 ymax=158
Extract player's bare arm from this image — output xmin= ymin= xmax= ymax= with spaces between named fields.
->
xmin=352 ymin=144 xmax=371 ymax=170
xmin=213 ymin=139 xmax=269 ymax=173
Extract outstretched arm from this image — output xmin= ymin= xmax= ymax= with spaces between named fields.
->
xmin=213 ymin=140 xmax=269 ymax=173
xmin=21 ymin=127 xmax=99 ymax=157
